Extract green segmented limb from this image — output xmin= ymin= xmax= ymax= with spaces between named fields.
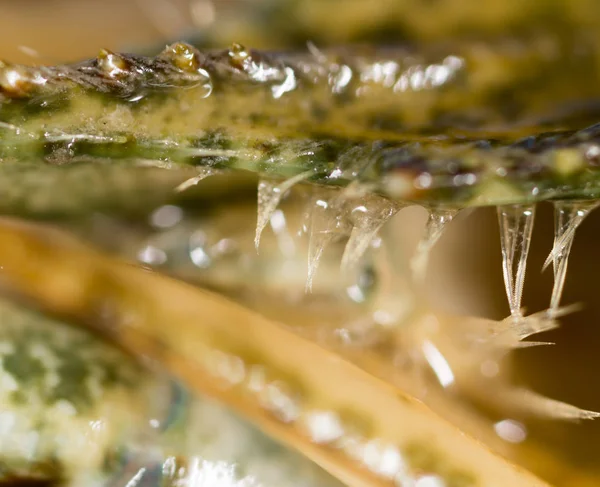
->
xmin=2 ymin=41 xmax=600 ymax=214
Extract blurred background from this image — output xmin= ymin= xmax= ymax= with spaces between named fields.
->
xmin=2 ymin=0 xmax=600 ymax=484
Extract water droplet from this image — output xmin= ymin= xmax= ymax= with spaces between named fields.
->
xmin=255 ymin=171 xmax=312 ymax=250
xmin=497 ymin=204 xmax=536 ymax=318
xmin=410 ymin=208 xmax=459 ymax=283
xmin=341 ymin=196 xmax=401 ymax=272
xmin=174 ymin=167 xmax=217 ymax=193
xmin=544 ymin=200 xmax=599 ymax=314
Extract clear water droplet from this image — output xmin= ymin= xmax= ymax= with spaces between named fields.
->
xmin=175 ymin=167 xmax=218 ymax=193
xmin=410 ymin=208 xmax=459 ymax=283
xmin=341 ymin=196 xmax=401 ymax=272
xmin=545 ymin=200 xmax=599 ymax=314
xmin=255 ymin=172 xmax=312 ymax=250
xmin=497 ymin=204 xmax=536 ymax=318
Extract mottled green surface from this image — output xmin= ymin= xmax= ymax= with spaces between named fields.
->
xmin=2 ymin=40 xmax=600 ymax=213
xmin=0 ymin=298 xmax=344 ymax=486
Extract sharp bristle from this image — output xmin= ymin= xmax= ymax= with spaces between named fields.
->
xmin=340 ymin=196 xmax=401 ymax=273
xmin=175 ymin=167 xmax=218 ymax=193
xmin=543 ymin=201 xmax=599 ymax=314
xmin=410 ymin=208 xmax=459 ymax=284
xmin=497 ymin=204 xmax=536 ymax=319
xmin=255 ymin=172 xmax=313 ymax=250
xmin=504 ymin=388 xmax=600 ymax=421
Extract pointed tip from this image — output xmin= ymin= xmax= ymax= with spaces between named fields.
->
xmin=409 ymin=207 xmax=458 ymax=284
xmin=577 ymin=410 xmax=600 ymax=421
xmin=510 ymin=388 xmax=600 ymax=421
xmin=304 ymin=277 xmax=314 ymax=294
xmin=254 ymin=224 xmax=265 ymax=253
xmin=513 ymin=341 xmax=555 ymax=349
xmin=545 ymin=303 xmax=582 ymax=319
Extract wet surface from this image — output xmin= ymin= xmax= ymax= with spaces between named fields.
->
xmin=4 ymin=1 xmax=600 ymax=486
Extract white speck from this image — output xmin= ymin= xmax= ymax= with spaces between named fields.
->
xmin=0 ymin=369 xmax=18 ymax=392
xmin=396 ymin=473 xmax=416 ymax=487
xmin=138 ymin=245 xmax=167 ymax=265
xmin=415 ymin=173 xmax=433 ymax=189
xmin=30 ymin=342 xmax=60 ymax=370
xmin=331 ymin=64 xmax=353 ymax=93
xmin=303 ymin=410 xmax=344 ymax=444
xmin=373 ymin=309 xmax=398 ymax=327
xmin=422 ymin=340 xmax=455 ymax=388
xmin=54 ymin=400 xmax=77 ymax=417
xmin=261 ymin=382 xmax=300 ymax=423
xmin=124 ymin=467 xmax=147 ymax=487
xmin=89 ymin=420 xmax=106 ymax=432
xmin=480 ymin=359 xmax=500 ymax=378
xmin=17 ymin=45 xmax=40 ymax=58
xmin=426 ymin=65 xmax=451 ymax=87
xmin=272 ymin=67 xmax=297 ymax=99
xmin=376 ymin=444 xmax=406 ymax=478
xmin=346 ymin=284 xmax=367 ymax=303
xmin=328 ymin=168 xmax=343 ymax=179
xmin=190 ymin=246 xmax=211 ymax=268
xmin=0 ymin=341 xmax=14 ymax=356
xmin=20 ymin=431 xmax=39 ymax=460
xmin=415 ymin=475 xmax=446 ymax=487
xmin=150 ymin=205 xmax=183 ymax=229
xmin=44 ymin=371 xmax=60 ymax=389
xmin=494 ymin=419 xmax=527 ymax=443
xmin=0 ymin=411 xmax=16 ymax=435
xmin=216 ymin=353 xmax=246 ymax=385
xmin=246 ymin=366 xmax=266 ymax=393
xmin=586 ymin=145 xmax=600 ymax=159
xmin=183 ymin=457 xmax=259 ymax=487
xmin=452 ymin=173 xmax=477 ymax=186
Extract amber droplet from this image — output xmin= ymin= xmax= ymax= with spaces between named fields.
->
xmin=228 ymin=42 xmax=250 ymax=69
xmin=0 ymin=60 xmax=36 ymax=98
xmin=161 ymin=42 xmax=201 ymax=73
xmin=96 ymin=49 xmax=129 ymax=78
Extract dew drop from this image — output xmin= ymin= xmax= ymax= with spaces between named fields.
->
xmin=255 ymin=171 xmax=312 ymax=250
xmin=410 ymin=208 xmax=459 ymax=284
xmin=544 ymin=200 xmax=599 ymax=314
xmin=175 ymin=167 xmax=218 ymax=193
xmin=497 ymin=204 xmax=536 ymax=318
xmin=341 ymin=196 xmax=401 ymax=272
